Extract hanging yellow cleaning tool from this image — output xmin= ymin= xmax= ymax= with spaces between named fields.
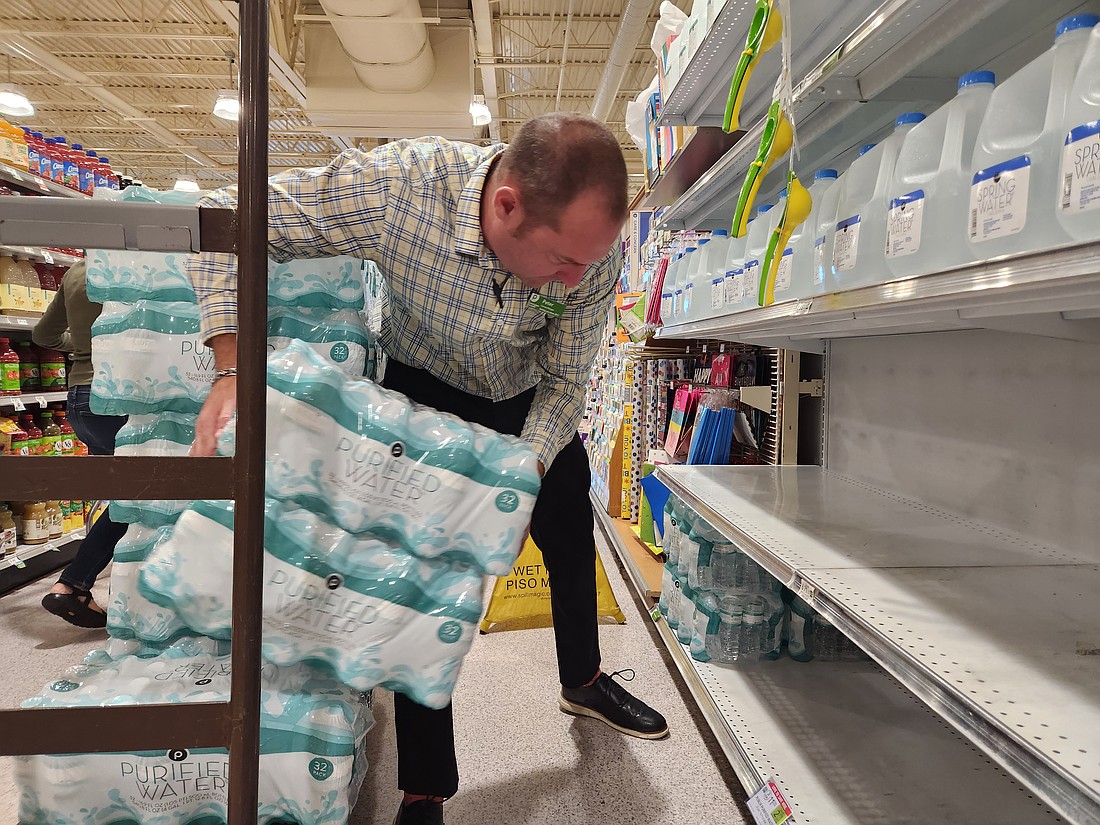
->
xmin=723 ymin=0 xmax=783 ymax=133
xmin=731 ymin=99 xmax=793 ymax=238
xmin=759 ymin=170 xmax=813 ymax=307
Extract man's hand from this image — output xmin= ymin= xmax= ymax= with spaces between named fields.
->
xmin=191 ymin=377 xmax=237 ymax=456
xmin=191 ymin=333 xmax=238 ymax=457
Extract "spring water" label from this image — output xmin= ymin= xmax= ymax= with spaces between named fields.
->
xmin=833 ymin=216 xmax=861 ymax=272
xmin=970 ymin=155 xmax=1030 ymax=241
xmin=1062 ymin=121 xmax=1100 ymax=214
xmin=886 ymin=190 xmax=925 ymax=257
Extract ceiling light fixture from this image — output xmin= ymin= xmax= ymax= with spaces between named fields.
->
xmin=173 ymin=177 xmax=201 ymax=192
xmin=0 ymin=55 xmax=33 ymax=117
xmin=213 ymin=53 xmax=239 ymax=122
xmin=469 ymin=95 xmax=492 ymax=127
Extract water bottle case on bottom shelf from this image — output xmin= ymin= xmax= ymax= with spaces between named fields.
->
xmin=16 ymin=649 xmax=372 ymax=825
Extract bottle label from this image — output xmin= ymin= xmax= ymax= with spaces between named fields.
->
xmin=711 ymin=277 xmax=724 ymax=310
xmin=20 ymin=362 xmax=40 ymax=384
xmin=743 ymin=260 xmax=761 ymax=307
xmin=886 ymin=190 xmax=925 ymax=258
xmin=813 ymin=237 xmax=826 ymax=285
xmin=63 ymin=159 xmax=80 ymax=188
xmin=723 ymin=269 xmax=742 ymax=306
xmin=52 ymin=158 xmax=65 ymax=183
xmin=1 ymin=526 xmax=15 ymax=552
xmin=1 ymin=363 xmax=19 ymax=392
xmin=1061 ymin=121 xmax=1100 ymax=215
xmin=660 ymin=292 xmax=672 ymax=321
xmin=833 ymin=215 xmax=861 ymax=272
xmin=673 ymin=290 xmax=682 ymax=318
xmin=23 ymin=517 xmax=46 ymax=542
xmin=60 ymin=436 xmax=74 ymax=454
xmin=683 ymin=283 xmax=693 ymax=316
xmin=79 ymin=166 xmax=95 ymax=194
xmin=39 ymin=155 xmax=52 ymax=178
xmin=774 ymin=248 xmax=794 ymax=293
xmin=970 ymin=155 xmax=1030 ymax=242
xmin=40 ymin=361 xmax=66 ymax=387
xmin=94 ymin=170 xmax=109 ymax=189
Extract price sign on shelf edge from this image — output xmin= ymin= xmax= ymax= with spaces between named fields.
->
xmin=747 ymin=778 xmax=793 ymax=825
xmin=12 ymin=397 xmax=25 ymax=412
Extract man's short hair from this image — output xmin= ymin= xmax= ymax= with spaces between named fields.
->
xmin=500 ymin=112 xmax=629 ymax=230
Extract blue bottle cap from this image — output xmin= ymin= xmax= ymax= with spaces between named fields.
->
xmin=712 ymin=229 xmax=729 ymax=236
xmin=1056 ymin=14 xmax=1099 ymax=39
xmin=72 ymin=144 xmax=83 ymax=151
xmin=758 ymin=204 xmax=773 ymax=214
xmin=779 ymin=188 xmax=788 ymax=198
xmin=859 ymin=143 xmax=877 ymax=156
xmin=814 ymin=169 xmax=838 ymax=180
xmin=896 ymin=112 xmax=925 ymax=127
xmin=99 ymin=157 xmax=110 ymax=164
xmin=698 ymin=238 xmax=710 ymax=245
xmin=959 ymin=70 xmax=995 ymax=89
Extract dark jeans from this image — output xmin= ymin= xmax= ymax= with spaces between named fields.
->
xmin=381 ymin=361 xmax=601 ymax=798
xmin=58 ymin=385 xmax=128 ymax=592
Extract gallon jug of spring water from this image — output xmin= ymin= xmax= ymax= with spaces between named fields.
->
xmin=673 ymin=246 xmax=697 ymax=323
xmin=693 ymin=230 xmax=730 ymax=322
xmin=661 ymin=253 xmax=684 ymax=325
xmin=887 ymin=72 xmax=996 ymax=278
xmin=721 ymin=224 xmax=750 ymax=315
xmin=740 ymin=205 xmax=774 ymax=311
xmin=789 ymin=169 xmax=839 ymax=300
xmin=681 ymin=238 xmax=709 ymax=322
xmin=768 ymin=188 xmax=804 ymax=304
xmin=1057 ymin=21 xmax=1100 ymax=241
xmin=968 ymin=14 xmax=1100 ymax=259
xmin=832 ymin=113 xmax=926 ymax=290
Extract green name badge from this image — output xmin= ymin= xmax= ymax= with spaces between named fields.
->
xmin=529 ymin=293 xmax=566 ymax=318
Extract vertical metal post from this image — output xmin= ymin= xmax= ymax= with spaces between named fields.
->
xmin=227 ymin=0 xmax=268 ymax=822
xmin=780 ymin=349 xmax=800 ymax=465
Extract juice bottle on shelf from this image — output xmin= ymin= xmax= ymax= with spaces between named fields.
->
xmin=0 ymin=117 xmax=15 ymax=166
xmin=77 ymin=147 xmax=96 ymax=195
xmin=50 ymin=137 xmax=68 ymax=184
xmin=15 ymin=256 xmax=39 ymax=287
xmin=19 ymin=413 xmax=42 ymax=455
xmin=790 ymin=169 xmax=841 ymax=300
xmin=92 ymin=155 xmax=110 ymax=191
xmin=968 ymin=14 xmax=1100 ymax=259
xmin=0 ymin=338 xmax=21 ymax=396
xmin=55 ymin=409 xmax=75 ymax=455
xmin=10 ymin=429 xmax=30 ymax=456
xmin=832 ymin=113 xmax=926 ymax=291
xmin=16 ymin=341 xmax=38 ymax=391
xmin=10 ymin=123 xmax=29 ymax=170
xmin=38 ymin=348 xmax=66 ymax=389
xmin=64 ymin=143 xmax=83 ymax=190
xmin=45 ymin=500 xmax=62 ymax=539
xmin=887 ymin=72 xmax=997 ymax=279
xmin=0 ymin=505 xmax=16 ymax=555
xmin=60 ymin=500 xmax=72 ymax=534
xmin=33 ymin=262 xmax=58 ymax=291
xmin=21 ymin=501 xmax=48 ymax=545
xmin=1058 ymin=21 xmax=1100 ymax=241
xmin=70 ymin=500 xmax=84 ymax=530
xmin=40 ymin=410 xmax=62 ymax=456
xmin=1 ymin=121 xmax=29 ymax=170
xmin=37 ymin=137 xmax=54 ymax=179
xmin=21 ymin=128 xmax=39 ymax=173
xmin=98 ymin=156 xmax=119 ymax=190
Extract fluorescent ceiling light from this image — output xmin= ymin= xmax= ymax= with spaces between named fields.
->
xmin=173 ymin=177 xmax=200 ymax=192
xmin=469 ymin=95 xmax=491 ymax=127
xmin=212 ymin=90 xmax=239 ymax=121
xmin=0 ymin=83 xmax=34 ymax=117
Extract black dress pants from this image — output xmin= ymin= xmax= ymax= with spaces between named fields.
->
xmin=381 ymin=360 xmax=602 ymax=798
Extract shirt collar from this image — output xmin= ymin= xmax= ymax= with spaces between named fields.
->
xmin=453 ymin=145 xmax=506 ymax=266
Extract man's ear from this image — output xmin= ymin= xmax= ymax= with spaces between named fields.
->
xmin=493 ymin=183 xmax=525 ymax=231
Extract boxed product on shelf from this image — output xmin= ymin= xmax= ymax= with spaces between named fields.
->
xmin=16 ymin=649 xmax=372 ymax=825
xmin=1 ymin=283 xmax=37 ymax=317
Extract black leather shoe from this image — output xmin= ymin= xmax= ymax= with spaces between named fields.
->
xmin=559 ymin=669 xmax=669 ymax=739
xmin=393 ymin=800 xmax=443 ymax=825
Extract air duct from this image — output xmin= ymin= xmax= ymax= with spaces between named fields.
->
xmin=591 ymin=0 xmax=654 ymax=122
xmin=318 ymin=0 xmax=435 ymax=93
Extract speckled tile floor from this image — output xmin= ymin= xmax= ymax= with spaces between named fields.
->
xmin=0 ymin=531 xmax=747 ymax=824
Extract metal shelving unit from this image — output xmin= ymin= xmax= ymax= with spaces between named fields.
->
xmin=0 ymin=244 xmax=83 ymax=267
xmin=656 ymin=0 xmax=1095 ymax=230
xmin=0 ymin=316 xmax=38 ymax=332
xmin=0 ymin=163 xmax=89 ymax=199
xmin=656 ymin=239 xmax=1100 ymax=352
xmin=1 ymin=527 xmax=86 ymax=573
xmin=0 ymin=391 xmax=70 ymax=410
xmin=654 ymin=464 xmax=1100 ymax=825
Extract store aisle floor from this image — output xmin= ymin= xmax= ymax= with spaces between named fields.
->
xmin=0 ymin=529 xmax=746 ymax=825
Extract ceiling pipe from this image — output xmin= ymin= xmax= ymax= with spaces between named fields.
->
xmin=591 ymin=0 xmax=654 ymax=122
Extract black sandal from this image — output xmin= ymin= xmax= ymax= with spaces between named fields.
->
xmin=41 ymin=588 xmax=107 ymax=629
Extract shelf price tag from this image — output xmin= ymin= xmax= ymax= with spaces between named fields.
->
xmin=9 ymin=553 xmax=26 ymax=570
xmin=747 ymin=778 xmax=793 ymax=825
xmin=41 ymin=250 xmax=54 ymax=265
xmin=45 ymin=541 xmax=58 ymax=553
xmin=650 ymin=606 xmax=662 ymax=622
xmin=793 ymin=298 xmax=813 ymax=316
xmin=12 ymin=397 xmax=25 ymax=412
xmin=35 ymin=395 xmax=48 ymax=407
xmin=797 ymin=578 xmax=816 ymax=604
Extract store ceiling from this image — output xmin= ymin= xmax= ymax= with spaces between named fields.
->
xmin=0 ymin=0 xmax=659 ymax=193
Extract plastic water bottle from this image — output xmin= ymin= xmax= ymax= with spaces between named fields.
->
xmin=674 ymin=246 xmax=697 ymax=322
xmin=659 ymin=561 xmax=676 ymax=618
xmin=738 ymin=599 xmax=765 ymax=660
xmin=675 ymin=575 xmax=695 ymax=645
xmin=812 ymin=613 xmax=839 ymax=659
xmin=787 ymin=594 xmax=815 ymax=662
xmin=761 ymin=594 xmax=786 ymax=660
xmin=721 ymin=227 xmax=749 ymax=315
xmin=692 ymin=230 xmax=729 ymax=321
xmin=886 ymin=72 xmax=996 ymax=278
xmin=968 ymin=14 xmax=1099 ymax=259
xmin=741 ymin=205 xmax=774 ymax=310
xmin=661 ymin=253 xmax=684 ymax=325
xmin=690 ymin=590 xmax=720 ymax=662
xmin=769 ymin=188 xmax=804 ymax=303
xmin=789 ymin=170 xmax=840 ymax=299
xmin=662 ymin=495 xmax=682 ymax=560
xmin=1058 ymin=22 xmax=1100 ymax=240
xmin=710 ymin=597 xmax=743 ymax=664
xmin=664 ymin=569 xmax=682 ymax=631
xmin=683 ymin=238 xmax=711 ymax=321
xmin=708 ymin=541 xmax=737 ymax=590
xmin=832 ymin=113 xmax=926 ymax=290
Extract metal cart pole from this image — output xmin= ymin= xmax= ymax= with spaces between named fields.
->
xmin=0 ymin=0 xmax=269 ymax=821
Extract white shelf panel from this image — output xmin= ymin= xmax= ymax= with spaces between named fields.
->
xmin=656 ymin=239 xmax=1100 ymax=353
xmin=0 ymin=391 xmax=69 ymax=410
xmin=0 ymin=164 xmax=89 ymax=199
xmin=656 ymin=464 xmax=1100 ymax=824
xmin=0 ymin=316 xmax=39 ymax=332
xmin=1 ymin=527 xmax=85 ymax=572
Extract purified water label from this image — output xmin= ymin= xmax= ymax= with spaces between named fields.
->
xmin=711 ymin=277 xmax=724 ymax=309
xmin=774 ymin=249 xmax=794 ymax=293
xmin=833 ymin=215 xmax=860 ymax=272
xmin=970 ymin=155 xmax=1030 ymax=241
xmin=743 ymin=261 xmax=760 ymax=307
xmin=886 ymin=190 xmax=925 ymax=257
xmin=813 ymin=237 xmax=826 ymax=285
xmin=1062 ymin=121 xmax=1100 ymax=214
xmin=723 ymin=269 xmax=742 ymax=306
xmin=661 ymin=292 xmax=672 ymax=320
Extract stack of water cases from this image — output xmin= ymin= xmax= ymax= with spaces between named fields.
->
xmin=659 ymin=495 xmax=866 ymax=665
xmin=15 ymin=188 xmax=379 ymax=825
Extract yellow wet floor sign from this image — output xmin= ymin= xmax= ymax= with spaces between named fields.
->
xmin=480 ymin=537 xmax=625 ymax=633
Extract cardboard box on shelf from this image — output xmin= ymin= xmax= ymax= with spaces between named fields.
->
xmin=0 ymin=283 xmax=38 ymax=317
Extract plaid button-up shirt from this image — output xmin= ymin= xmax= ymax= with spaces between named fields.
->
xmin=187 ymin=137 xmax=621 ymax=469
